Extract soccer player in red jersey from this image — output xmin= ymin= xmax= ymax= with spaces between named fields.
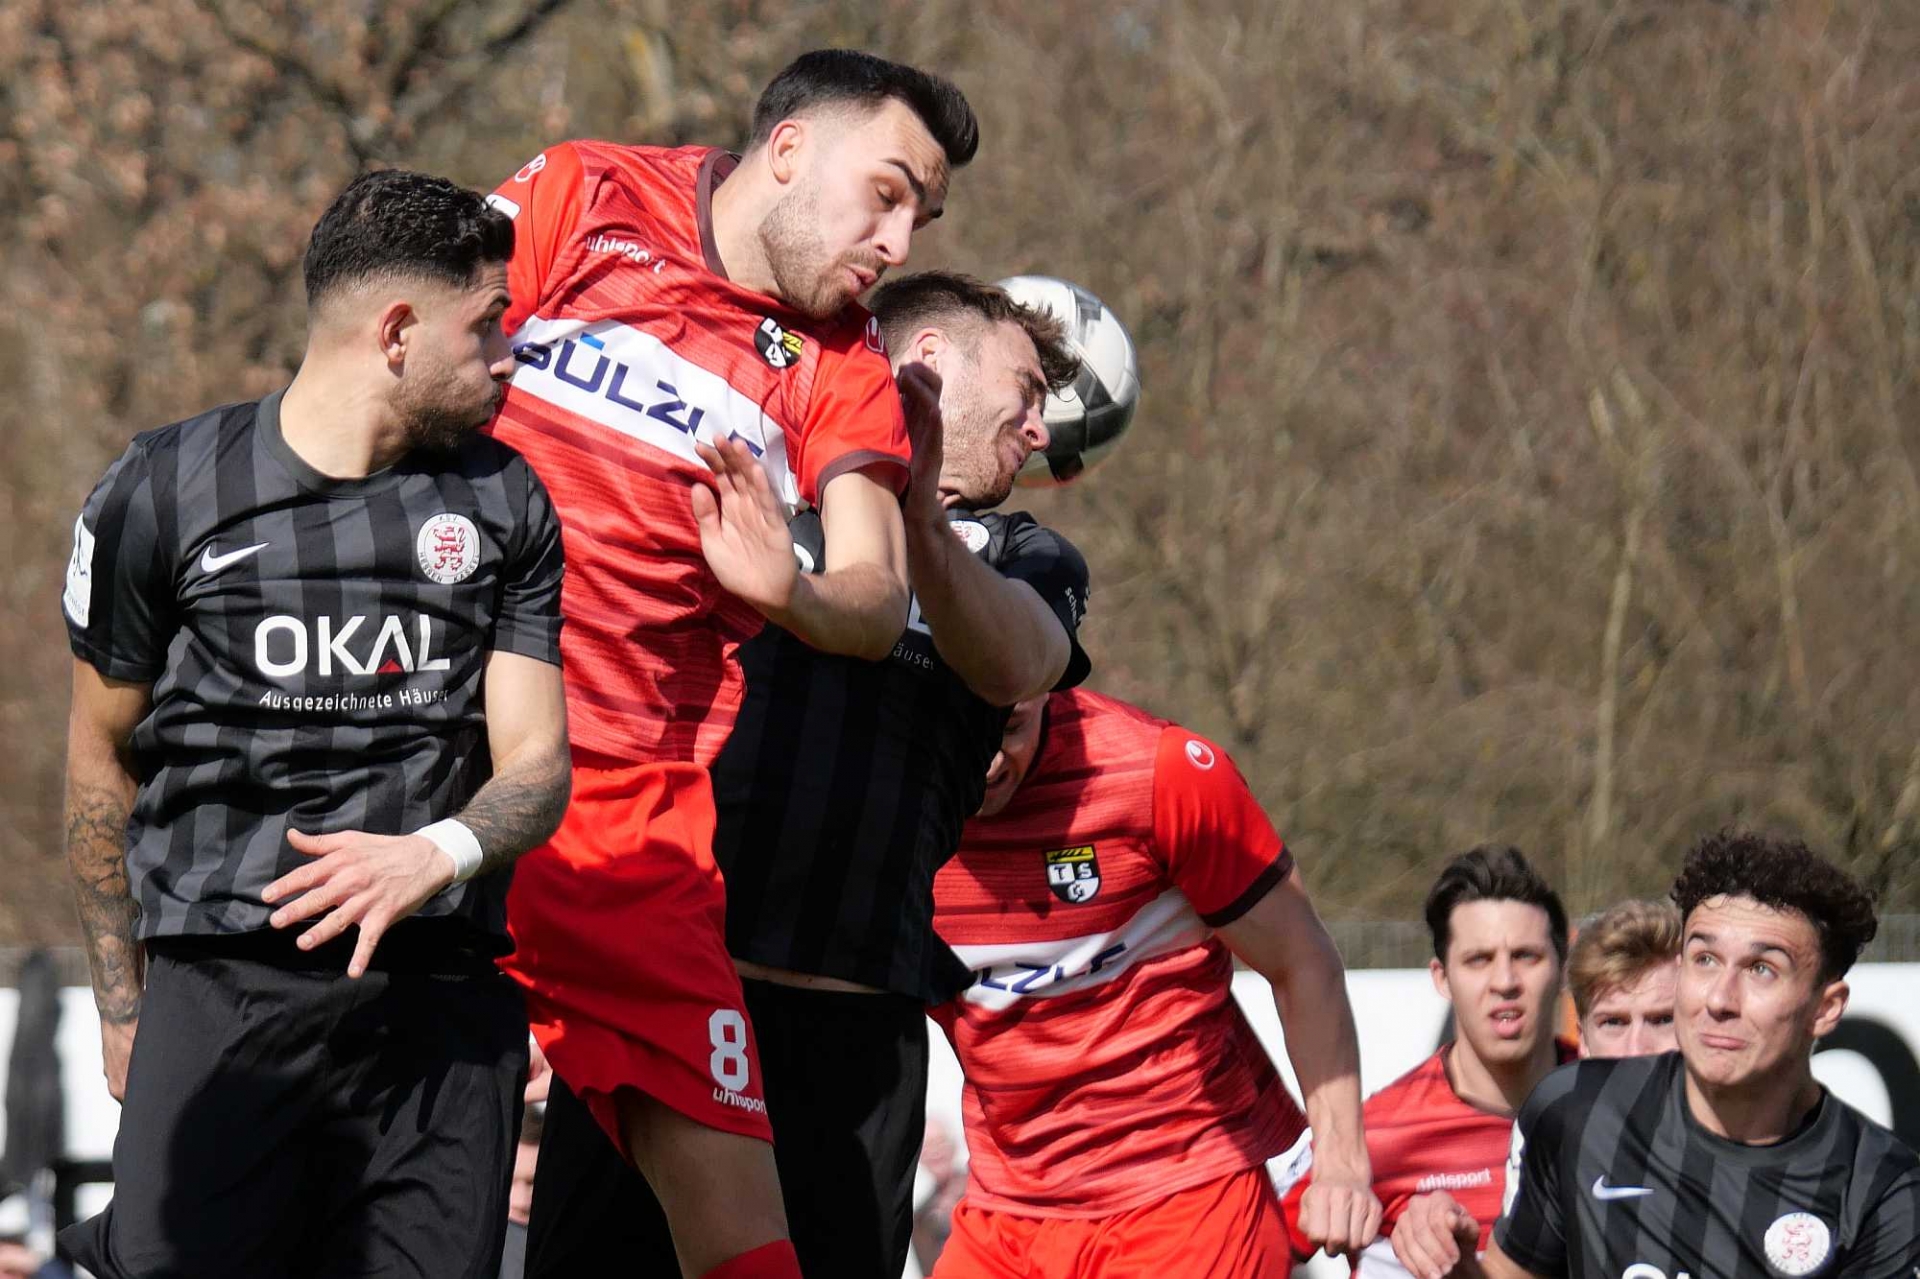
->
xmin=485 ymin=50 xmax=977 ymax=1279
xmin=1285 ymin=847 xmax=1575 ymax=1279
xmin=930 ymin=689 xmax=1381 ymax=1279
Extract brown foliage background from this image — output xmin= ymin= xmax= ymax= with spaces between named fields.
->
xmin=5 ymin=0 xmax=1919 ymax=943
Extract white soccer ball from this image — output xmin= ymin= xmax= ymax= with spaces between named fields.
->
xmin=998 ymin=275 xmax=1140 ymax=486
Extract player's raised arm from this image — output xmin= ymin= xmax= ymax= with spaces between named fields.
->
xmin=1217 ymin=864 xmax=1381 ymax=1258
xmin=694 ymin=436 xmax=910 ymax=660
xmin=65 ymin=660 xmax=152 ymax=1101
xmin=869 ymin=273 xmax=1094 ymax=703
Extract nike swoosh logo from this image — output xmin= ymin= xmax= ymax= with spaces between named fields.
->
xmin=200 ymin=542 xmax=269 ymax=574
xmin=1591 ymin=1176 xmax=1654 ymax=1201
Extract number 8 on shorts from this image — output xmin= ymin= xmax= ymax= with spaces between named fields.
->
xmin=708 ymin=1008 xmax=751 ymax=1091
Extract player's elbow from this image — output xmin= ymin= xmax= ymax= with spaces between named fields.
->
xmin=850 ymin=592 xmax=908 ymax=661
xmin=954 ymin=633 xmax=1064 ymax=707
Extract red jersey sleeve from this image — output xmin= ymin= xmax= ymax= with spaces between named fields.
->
xmin=793 ymin=313 xmax=910 ymax=506
xmin=489 ymin=143 xmax=588 ymax=334
xmin=1150 ymin=726 xmax=1292 ymax=925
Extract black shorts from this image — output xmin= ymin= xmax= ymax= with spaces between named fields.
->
xmin=59 ymin=926 xmax=528 ymax=1279
xmin=526 ymin=978 xmax=928 ymax=1279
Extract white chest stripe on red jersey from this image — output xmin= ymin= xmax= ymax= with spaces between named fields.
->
xmin=507 ymin=316 xmax=800 ymax=505
xmin=949 ymin=889 xmax=1211 ymax=1011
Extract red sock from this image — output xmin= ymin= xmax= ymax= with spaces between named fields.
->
xmin=699 ymin=1240 xmax=802 ymax=1279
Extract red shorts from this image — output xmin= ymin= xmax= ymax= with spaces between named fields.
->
xmin=499 ymin=759 xmax=772 ymax=1148
xmin=933 ymin=1168 xmax=1292 ymax=1279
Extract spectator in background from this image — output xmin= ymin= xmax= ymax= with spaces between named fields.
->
xmin=1566 ymin=899 xmax=1681 ymax=1059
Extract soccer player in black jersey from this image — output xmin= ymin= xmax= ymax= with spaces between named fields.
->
xmin=58 ymin=170 xmax=570 ymax=1279
xmin=525 ymin=272 xmax=1090 ymax=1279
xmin=1418 ymin=831 xmax=1920 ymax=1279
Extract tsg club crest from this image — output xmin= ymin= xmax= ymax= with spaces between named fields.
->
xmin=1045 ymin=845 xmax=1101 ymax=904
xmin=416 ymin=513 xmax=480 ymax=585
xmin=755 ymin=317 xmax=804 ymax=370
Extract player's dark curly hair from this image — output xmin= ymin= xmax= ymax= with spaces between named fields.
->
xmin=870 ymin=271 xmax=1079 ymax=393
xmin=303 ymin=169 xmax=514 ymax=309
xmin=750 ymin=49 xmax=979 ymax=168
xmin=1424 ymin=844 xmax=1569 ymax=965
xmin=1670 ymin=830 xmax=1878 ymax=981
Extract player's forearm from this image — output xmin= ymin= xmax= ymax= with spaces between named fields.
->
xmin=906 ymin=512 xmax=1068 ymax=705
xmin=452 ymin=737 xmax=571 ymax=877
xmin=1272 ymin=927 xmax=1369 ymax=1175
xmin=65 ymin=747 xmax=144 ymax=1025
xmin=765 ymin=561 xmax=908 ymax=661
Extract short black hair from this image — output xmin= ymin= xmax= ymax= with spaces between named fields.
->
xmin=1424 ymin=844 xmax=1570 ymax=964
xmin=750 ymin=49 xmax=978 ymax=168
xmin=302 ymin=169 xmax=514 ymax=310
xmin=1670 ymin=829 xmax=1879 ymax=981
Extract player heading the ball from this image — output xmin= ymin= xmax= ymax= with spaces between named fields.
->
xmin=485 ymin=48 xmax=978 ymax=1279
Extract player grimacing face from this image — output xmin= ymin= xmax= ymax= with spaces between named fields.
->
xmin=758 ymin=99 xmax=950 ymax=319
xmin=938 ymin=322 xmax=1050 ymax=509
xmin=1577 ymin=960 xmax=1678 ymax=1058
xmin=1677 ymin=895 xmax=1848 ymax=1094
xmin=391 ymin=263 xmax=516 ymax=453
xmin=1431 ymin=900 xmax=1563 ymax=1072
xmin=978 ymin=696 xmax=1048 ymax=818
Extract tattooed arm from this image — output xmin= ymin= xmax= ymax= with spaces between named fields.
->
xmin=66 ymin=659 xmax=153 ymax=1101
xmin=264 ymin=650 xmax=569 ymax=977
xmin=453 ymin=650 xmax=571 ymax=876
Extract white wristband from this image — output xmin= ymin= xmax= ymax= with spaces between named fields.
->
xmin=416 ymin=819 xmax=484 ymax=884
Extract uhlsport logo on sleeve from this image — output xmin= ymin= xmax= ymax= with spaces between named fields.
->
xmin=1045 ymin=845 xmax=1101 ymax=904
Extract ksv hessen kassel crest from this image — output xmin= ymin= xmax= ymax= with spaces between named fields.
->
xmin=1045 ymin=845 xmax=1101 ymax=904
xmin=416 ymin=513 xmax=480 ymax=585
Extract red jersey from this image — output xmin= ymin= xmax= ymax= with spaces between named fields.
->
xmin=930 ymin=689 xmax=1305 ymax=1218
xmin=1280 ymin=1041 xmax=1579 ymax=1276
xmin=487 ymin=141 xmax=909 ymax=765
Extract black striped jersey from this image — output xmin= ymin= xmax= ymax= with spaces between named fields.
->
xmin=62 ymin=389 xmax=565 ymax=944
xmin=711 ymin=505 xmax=1090 ymax=1000
xmin=1494 ymin=1051 xmax=1920 ymax=1278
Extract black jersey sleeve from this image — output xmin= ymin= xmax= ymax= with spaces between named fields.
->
xmin=1842 ymin=1158 xmax=1920 ymax=1277
xmin=63 ymin=436 xmax=176 ymax=683
xmin=996 ymin=515 xmax=1092 ymax=690
xmin=490 ymin=457 xmax=565 ymax=664
xmin=1493 ymin=1064 xmax=1580 ymax=1275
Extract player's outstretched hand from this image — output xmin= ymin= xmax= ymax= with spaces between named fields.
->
xmin=691 ymin=436 xmax=798 ymax=618
xmin=1391 ymin=1190 xmax=1481 ymax=1279
xmin=1299 ymin=1166 xmax=1385 ymax=1260
xmin=263 ymin=829 xmax=456 ymax=978
xmin=897 ymin=361 xmax=946 ymax=518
